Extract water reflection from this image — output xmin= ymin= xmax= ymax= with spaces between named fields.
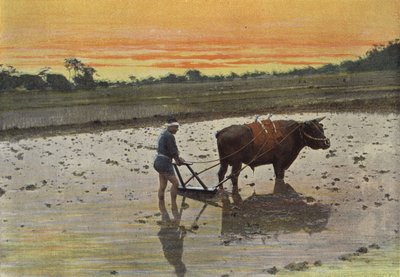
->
xmin=157 ymin=199 xmax=187 ymax=277
xmin=221 ymin=188 xmax=331 ymax=236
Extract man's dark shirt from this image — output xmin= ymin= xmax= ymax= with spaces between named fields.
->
xmin=157 ymin=130 xmax=179 ymax=159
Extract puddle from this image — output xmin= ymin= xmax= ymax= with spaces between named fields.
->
xmin=0 ymin=112 xmax=399 ymax=276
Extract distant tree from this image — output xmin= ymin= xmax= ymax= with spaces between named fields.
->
xmin=339 ymin=60 xmax=360 ymax=72
xmin=185 ymin=69 xmax=203 ymax=82
xmin=356 ymin=39 xmax=400 ymax=71
xmin=73 ymin=65 xmax=96 ymax=90
xmin=128 ymin=75 xmax=137 ymax=84
xmin=139 ymin=76 xmax=157 ymax=85
xmin=226 ymin=72 xmax=239 ymax=80
xmin=249 ymin=70 xmax=267 ymax=78
xmin=111 ymin=80 xmax=129 ymax=87
xmin=46 ymin=74 xmax=73 ymax=91
xmin=318 ymin=63 xmax=339 ymax=74
xmin=0 ymin=73 xmax=18 ymax=90
xmin=64 ymin=58 xmax=83 ymax=80
xmin=208 ymin=74 xmax=225 ymax=81
xmin=97 ymin=80 xmax=110 ymax=88
xmin=37 ymin=67 xmax=51 ymax=79
xmin=0 ymin=64 xmax=18 ymax=75
xmin=16 ymin=74 xmax=47 ymax=90
xmin=240 ymin=72 xmax=251 ymax=79
xmin=0 ymin=64 xmax=19 ymax=90
xmin=163 ymin=73 xmax=178 ymax=83
xmin=159 ymin=73 xmax=186 ymax=83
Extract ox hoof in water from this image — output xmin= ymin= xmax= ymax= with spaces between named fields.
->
xmin=273 ymin=179 xmax=297 ymax=195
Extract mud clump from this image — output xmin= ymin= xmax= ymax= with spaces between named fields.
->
xmin=265 ymin=266 xmax=278 ymax=274
xmin=16 ymin=153 xmax=24 ymax=160
xmin=369 ymin=243 xmax=380 ymax=249
xmin=339 ymin=253 xmax=359 ymax=261
xmin=23 ymin=184 xmax=38 ymax=191
xmin=339 ymin=246 xmax=370 ymax=261
xmin=357 ymin=247 xmax=368 ymax=253
xmin=314 ymin=260 xmax=322 ymax=266
xmin=353 ymin=155 xmax=366 ymax=164
xmin=106 ymin=159 xmax=119 ymax=166
xmin=284 ymin=261 xmax=309 ymax=271
xmin=0 ymin=187 xmax=5 ymax=197
xmin=325 ymin=149 xmax=337 ymax=158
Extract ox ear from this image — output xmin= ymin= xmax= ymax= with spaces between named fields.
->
xmin=314 ymin=116 xmax=326 ymax=122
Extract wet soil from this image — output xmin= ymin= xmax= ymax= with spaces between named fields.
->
xmin=1 ymin=96 xmax=399 ymax=142
xmin=0 ymin=112 xmax=399 ymax=276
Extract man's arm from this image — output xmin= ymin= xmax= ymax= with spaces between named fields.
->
xmin=167 ymin=134 xmax=184 ymax=165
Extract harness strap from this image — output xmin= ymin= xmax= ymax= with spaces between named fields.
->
xmin=302 ymin=121 xmax=329 ymax=143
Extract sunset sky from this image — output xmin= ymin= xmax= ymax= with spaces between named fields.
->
xmin=1 ymin=0 xmax=399 ymax=80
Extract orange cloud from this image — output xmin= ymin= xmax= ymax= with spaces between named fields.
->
xmin=144 ymin=61 xmax=233 ymax=69
xmin=2 ymin=0 xmax=398 ymax=80
xmin=226 ymin=60 xmax=327 ymax=66
xmin=145 ymin=59 xmax=329 ymax=69
xmin=86 ymin=62 xmax=127 ymax=68
xmin=277 ymin=60 xmax=328 ymax=65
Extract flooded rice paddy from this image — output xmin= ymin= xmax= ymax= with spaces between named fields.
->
xmin=0 ymin=112 xmax=399 ymax=276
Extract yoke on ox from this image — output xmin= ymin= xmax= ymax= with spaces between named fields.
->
xmin=216 ymin=116 xmax=330 ymax=193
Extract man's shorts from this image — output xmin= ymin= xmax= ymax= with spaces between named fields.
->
xmin=153 ymin=155 xmax=175 ymax=176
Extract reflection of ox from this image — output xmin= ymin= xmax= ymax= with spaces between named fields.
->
xmin=216 ymin=117 xmax=330 ymax=192
xmin=221 ymin=190 xmax=331 ymax=236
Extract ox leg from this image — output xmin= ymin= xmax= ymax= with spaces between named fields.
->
xmin=231 ymin=162 xmax=242 ymax=188
xmin=217 ymin=162 xmax=229 ymax=189
xmin=273 ymin=163 xmax=296 ymax=194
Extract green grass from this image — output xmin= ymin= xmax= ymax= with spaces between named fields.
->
xmin=0 ymin=70 xmax=398 ymax=111
xmin=0 ymin=70 xmax=399 ymax=131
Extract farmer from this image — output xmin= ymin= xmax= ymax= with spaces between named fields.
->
xmin=154 ymin=118 xmax=185 ymax=202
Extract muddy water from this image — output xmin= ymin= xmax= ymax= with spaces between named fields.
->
xmin=0 ymin=113 xmax=399 ymax=276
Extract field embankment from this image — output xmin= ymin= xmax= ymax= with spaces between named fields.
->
xmin=0 ymin=70 xmax=399 ymax=139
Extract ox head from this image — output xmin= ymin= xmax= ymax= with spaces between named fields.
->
xmin=301 ymin=117 xmax=330 ymax=150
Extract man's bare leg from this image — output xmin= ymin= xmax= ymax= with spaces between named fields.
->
xmin=166 ymin=175 xmax=179 ymax=205
xmin=158 ymin=174 xmax=168 ymax=200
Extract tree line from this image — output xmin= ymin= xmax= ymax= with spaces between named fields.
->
xmin=0 ymin=39 xmax=398 ymax=92
xmin=281 ymin=39 xmax=399 ymax=76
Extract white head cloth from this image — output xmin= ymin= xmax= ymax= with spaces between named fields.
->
xmin=166 ymin=122 xmax=180 ymax=127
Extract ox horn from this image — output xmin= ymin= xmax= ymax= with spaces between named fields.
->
xmin=314 ymin=116 xmax=326 ymax=122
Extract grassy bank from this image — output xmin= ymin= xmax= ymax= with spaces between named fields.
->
xmin=0 ymin=70 xmax=399 ymax=139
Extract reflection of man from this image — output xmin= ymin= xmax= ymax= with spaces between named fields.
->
xmin=158 ymin=199 xmax=187 ymax=277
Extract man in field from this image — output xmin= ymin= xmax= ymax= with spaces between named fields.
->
xmin=154 ymin=118 xmax=185 ymax=203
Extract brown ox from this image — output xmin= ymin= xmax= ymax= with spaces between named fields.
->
xmin=216 ymin=117 xmax=330 ymax=193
